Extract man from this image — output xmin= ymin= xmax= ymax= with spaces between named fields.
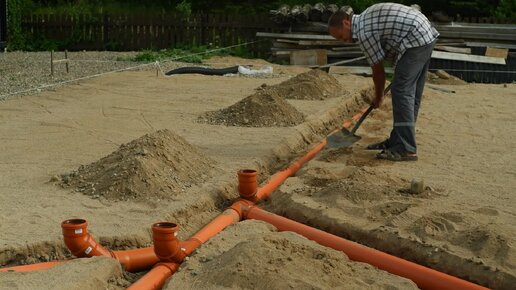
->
xmin=328 ymin=3 xmax=439 ymax=161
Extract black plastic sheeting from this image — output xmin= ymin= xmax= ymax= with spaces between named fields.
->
xmin=429 ymin=47 xmax=516 ymax=84
xmin=165 ymin=66 xmax=239 ymax=76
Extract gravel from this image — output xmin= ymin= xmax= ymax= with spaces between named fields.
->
xmin=0 ymin=51 xmax=193 ymax=101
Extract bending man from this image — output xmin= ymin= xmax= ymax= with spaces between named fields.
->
xmin=328 ymin=3 xmax=438 ymax=161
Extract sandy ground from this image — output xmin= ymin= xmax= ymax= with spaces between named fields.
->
xmin=0 ymin=55 xmax=514 ymax=289
xmin=266 ymin=82 xmax=516 ymax=289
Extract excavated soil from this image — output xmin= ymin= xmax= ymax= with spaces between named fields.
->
xmin=0 ymin=257 xmax=130 ymax=290
xmin=266 ymin=69 xmax=346 ymax=100
xmin=264 ymin=83 xmax=516 ymax=289
xmin=61 ymin=129 xmax=217 ymax=201
xmin=427 ymin=71 xmax=467 ymax=85
xmin=165 ymin=220 xmax=418 ymax=290
xmin=200 ymin=89 xmax=305 ymax=127
xmin=1 ymin=54 xmax=515 ymax=290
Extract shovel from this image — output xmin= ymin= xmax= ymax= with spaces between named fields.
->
xmin=327 ymin=83 xmax=392 ymax=148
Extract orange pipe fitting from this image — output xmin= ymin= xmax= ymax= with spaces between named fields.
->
xmin=244 ymin=206 xmax=488 ymax=290
xmin=127 ymin=262 xmax=180 ymax=290
xmin=0 ymin=261 xmax=65 ymax=272
xmin=61 ymin=218 xmax=159 ymax=272
xmin=237 ymin=169 xmax=258 ymax=199
xmin=111 ymin=247 xmax=160 ymax=273
xmin=126 ymin=200 xmax=251 ymax=290
xmin=152 ymin=222 xmax=185 ymax=263
xmin=61 ymin=219 xmax=112 ymax=258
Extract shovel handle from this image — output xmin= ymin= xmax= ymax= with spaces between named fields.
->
xmin=350 ymin=105 xmax=374 ymax=134
xmin=350 ymin=83 xmax=392 ymax=135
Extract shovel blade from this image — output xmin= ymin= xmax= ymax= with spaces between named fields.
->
xmin=327 ymin=129 xmax=361 ymax=148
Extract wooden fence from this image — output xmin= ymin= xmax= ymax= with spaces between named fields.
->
xmin=21 ymin=13 xmax=284 ymax=55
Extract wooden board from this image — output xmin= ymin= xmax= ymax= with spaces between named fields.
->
xmin=256 ymin=32 xmax=334 ymax=40
xmin=290 ymin=49 xmax=327 ymax=66
xmin=329 ymin=66 xmax=393 ymax=76
xmin=431 ymin=50 xmax=506 ymax=65
xmin=465 ymin=41 xmax=516 ymax=50
xmin=434 ymin=45 xmax=472 ymax=54
xmin=485 ymin=47 xmax=509 ymax=59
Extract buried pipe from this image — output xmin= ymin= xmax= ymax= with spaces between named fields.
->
xmin=243 ymin=206 xmax=488 ymax=290
xmin=125 ymin=109 xmax=372 ymax=289
xmin=127 ymin=205 xmax=250 ymax=290
xmin=253 ymin=107 xmax=369 ymax=202
xmin=61 ymin=219 xmax=159 ymax=272
xmin=0 ymin=261 xmax=66 ymax=273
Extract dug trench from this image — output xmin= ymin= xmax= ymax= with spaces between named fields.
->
xmin=2 ymin=64 xmax=513 ymax=289
xmin=262 ymin=88 xmax=515 ymax=289
xmin=0 ymin=67 xmax=381 ymax=287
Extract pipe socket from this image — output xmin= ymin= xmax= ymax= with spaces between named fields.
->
xmin=237 ymin=169 xmax=258 ymax=199
xmin=61 ymin=219 xmax=111 ymax=258
xmin=152 ymin=222 xmax=186 ymax=263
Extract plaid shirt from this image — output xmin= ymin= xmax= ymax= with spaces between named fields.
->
xmin=352 ymin=3 xmax=439 ymax=65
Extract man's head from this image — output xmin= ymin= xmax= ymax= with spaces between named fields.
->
xmin=328 ymin=9 xmax=353 ymax=42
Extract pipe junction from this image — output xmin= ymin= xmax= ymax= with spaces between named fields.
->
xmin=0 ymin=108 xmax=489 ymax=290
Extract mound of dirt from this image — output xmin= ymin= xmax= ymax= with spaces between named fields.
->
xmin=0 ymin=257 xmax=129 ymax=290
xmin=166 ymin=220 xmax=417 ymax=289
xmin=427 ymin=71 xmax=467 ymax=85
xmin=266 ymin=69 xmax=345 ymax=100
xmin=200 ymin=89 xmax=305 ymax=127
xmin=62 ymin=129 xmax=216 ymax=201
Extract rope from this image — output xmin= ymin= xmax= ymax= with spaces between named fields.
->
xmin=0 ymin=39 xmax=266 ymax=100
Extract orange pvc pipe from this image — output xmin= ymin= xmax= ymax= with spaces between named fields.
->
xmin=0 ymin=261 xmax=65 ymax=272
xmin=61 ymin=218 xmax=159 ymax=272
xmin=126 ymin=200 xmax=252 ymax=290
xmin=127 ymin=262 xmax=180 ymax=290
xmin=237 ymin=169 xmax=258 ymax=199
xmin=254 ymin=108 xmax=368 ymax=202
xmin=111 ymin=248 xmax=160 ymax=273
xmin=62 ymin=219 xmax=112 ymax=258
xmin=255 ymin=141 xmax=327 ymax=201
xmin=244 ymin=206 xmax=488 ymax=290
xmin=189 ymin=206 xmax=242 ymax=244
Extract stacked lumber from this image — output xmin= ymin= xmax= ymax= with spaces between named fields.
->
xmin=259 ymin=6 xmax=516 ymax=82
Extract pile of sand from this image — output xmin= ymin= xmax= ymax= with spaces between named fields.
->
xmin=61 ymin=129 xmax=216 ymax=201
xmin=427 ymin=70 xmax=467 ymax=85
xmin=0 ymin=257 xmax=129 ymax=290
xmin=166 ymin=220 xmax=417 ymax=289
xmin=200 ymin=89 xmax=305 ymax=127
xmin=266 ymin=69 xmax=345 ymax=100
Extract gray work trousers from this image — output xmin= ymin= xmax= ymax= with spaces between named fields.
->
xmin=389 ymin=41 xmax=436 ymax=153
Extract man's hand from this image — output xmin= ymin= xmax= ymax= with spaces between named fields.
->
xmin=372 ymin=95 xmax=384 ymax=108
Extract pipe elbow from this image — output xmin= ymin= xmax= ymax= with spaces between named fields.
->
xmin=152 ymin=222 xmax=186 ymax=263
xmin=61 ymin=219 xmax=111 ymax=258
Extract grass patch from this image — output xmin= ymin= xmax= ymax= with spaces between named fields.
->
xmin=118 ymin=44 xmax=253 ymax=63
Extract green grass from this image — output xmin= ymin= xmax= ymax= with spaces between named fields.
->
xmin=118 ymin=44 xmax=254 ymax=63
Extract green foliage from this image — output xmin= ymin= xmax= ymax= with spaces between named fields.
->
xmin=175 ymin=0 xmax=192 ymax=16
xmin=493 ymin=0 xmax=516 ymax=19
xmin=6 ymin=0 xmax=35 ymax=50
xmin=122 ymin=44 xmax=253 ymax=63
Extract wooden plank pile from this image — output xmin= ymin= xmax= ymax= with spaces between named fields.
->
xmin=260 ymin=3 xmax=516 ymax=82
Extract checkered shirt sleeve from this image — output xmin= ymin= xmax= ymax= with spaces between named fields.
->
xmin=352 ymin=3 xmax=439 ymax=66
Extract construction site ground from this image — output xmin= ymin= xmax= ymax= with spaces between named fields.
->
xmin=0 ymin=56 xmax=514 ymax=289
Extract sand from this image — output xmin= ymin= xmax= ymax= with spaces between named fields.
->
xmin=62 ymin=129 xmax=218 ymax=201
xmin=265 ymin=83 xmax=516 ymax=289
xmin=0 ymin=55 xmax=514 ymax=289
xmin=165 ymin=220 xmax=418 ymax=290
xmin=200 ymin=89 xmax=305 ymax=127
xmin=267 ymin=69 xmax=346 ymax=100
